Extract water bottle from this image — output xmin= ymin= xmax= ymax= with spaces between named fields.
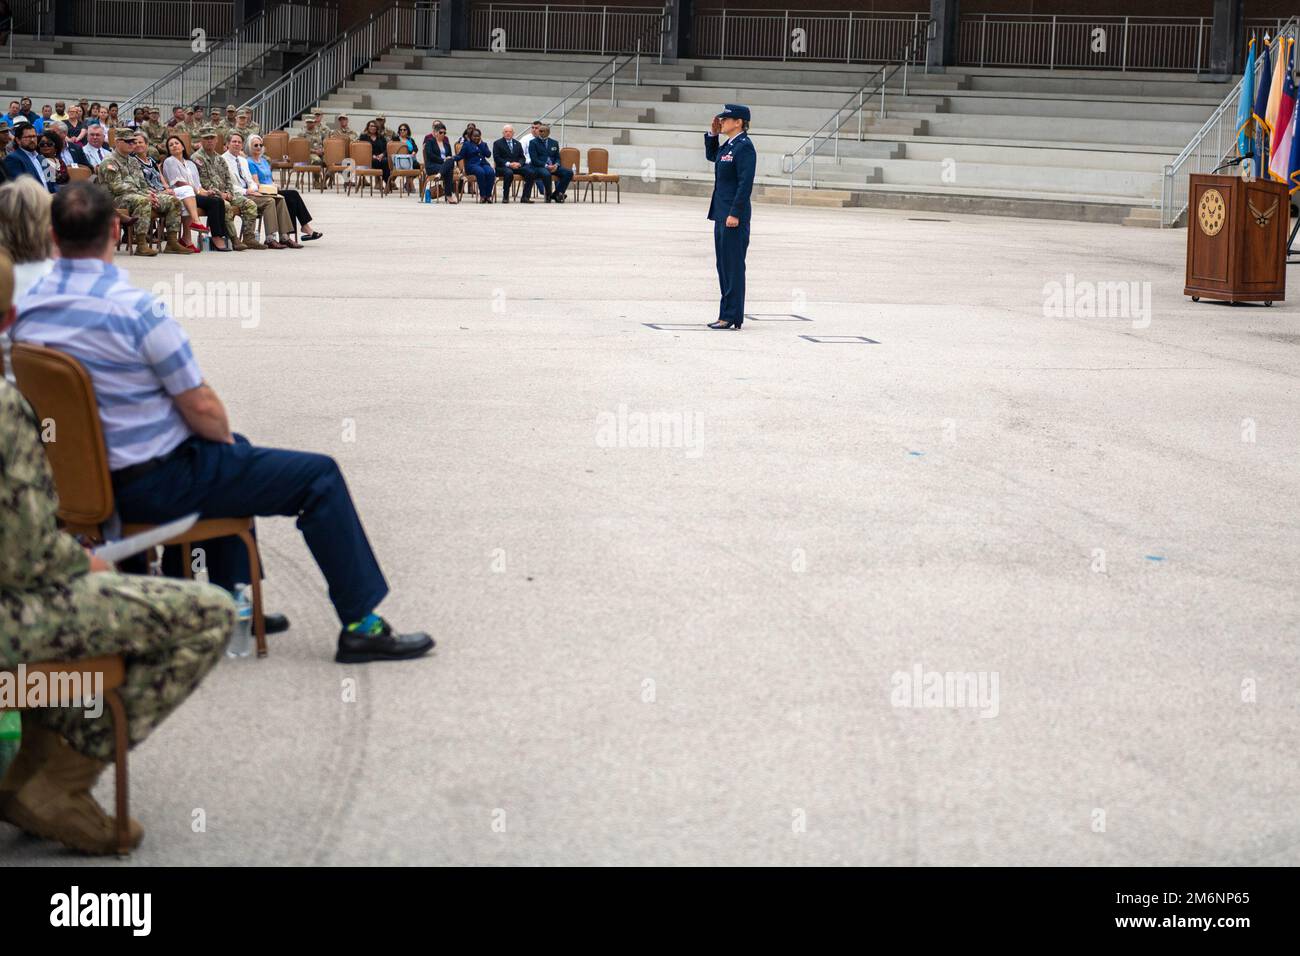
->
xmin=226 ymin=584 xmax=253 ymax=658
xmin=423 ymin=183 xmax=432 ymax=204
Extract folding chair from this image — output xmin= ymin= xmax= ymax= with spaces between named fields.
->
xmin=347 ymin=141 xmax=382 ymax=196
xmin=385 ymin=140 xmax=420 ymax=197
xmin=0 ymin=657 xmax=134 ymax=855
xmin=262 ymin=130 xmax=292 ymax=187
xmin=286 ymin=136 xmax=322 ymax=191
xmin=322 ymin=137 xmax=349 ymax=192
xmin=9 ymin=343 xmax=268 ymax=657
xmin=585 ymin=147 xmax=620 ymax=203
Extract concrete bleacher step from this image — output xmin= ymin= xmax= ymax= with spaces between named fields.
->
xmin=1121 ymin=207 xmax=1164 ymax=228
xmin=755 ymin=186 xmax=857 ymax=207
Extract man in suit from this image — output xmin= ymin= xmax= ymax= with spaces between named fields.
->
xmin=3 ymin=123 xmax=55 ymax=193
xmin=46 ymin=122 xmax=88 ymax=168
xmin=492 ymin=125 xmax=535 ymax=203
xmin=526 ymin=124 xmax=573 ymax=203
xmin=704 ymin=104 xmax=756 ymax=330
xmin=81 ymin=123 xmax=111 ymax=167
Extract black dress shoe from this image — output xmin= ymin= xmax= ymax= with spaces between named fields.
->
xmin=335 ymin=619 xmax=435 ymax=664
xmin=520 ymin=198 xmax=534 ymax=204
xmin=264 ymin=613 xmax=290 ymax=634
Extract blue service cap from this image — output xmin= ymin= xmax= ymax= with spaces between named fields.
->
xmin=718 ymin=103 xmax=751 ymax=122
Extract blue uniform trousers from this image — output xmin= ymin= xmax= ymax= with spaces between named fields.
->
xmin=527 ymin=163 xmax=573 ymax=198
xmin=713 ymin=218 xmax=750 ymax=325
xmin=464 ymin=160 xmax=495 ymax=198
xmin=112 ymin=434 xmax=389 ymax=625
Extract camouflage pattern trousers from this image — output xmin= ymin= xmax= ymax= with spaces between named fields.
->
xmin=120 ymin=192 xmax=183 ymax=242
xmin=226 ymin=195 xmax=259 ymax=241
xmin=0 ymin=574 xmax=234 ymax=762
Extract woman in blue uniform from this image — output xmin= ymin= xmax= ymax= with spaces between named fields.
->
xmin=704 ymin=104 xmax=756 ymax=330
xmin=455 ymin=127 xmax=496 ymax=202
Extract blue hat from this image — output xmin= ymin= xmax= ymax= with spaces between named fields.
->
xmin=718 ymin=103 xmax=751 ymax=122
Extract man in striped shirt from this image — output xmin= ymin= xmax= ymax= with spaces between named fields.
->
xmin=14 ymin=183 xmax=433 ymax=664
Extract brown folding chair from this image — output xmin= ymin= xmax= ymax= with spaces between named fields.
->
xmin=262 ymin=130 xmax=292 ymax=187
xmin=322 ymin=137 xmax=348 ymax=192
xmin=67 ymin=165 xmax=93 ymax=182
xmin=585 ymin=147 xmax=619 ymax=203
xmin=559 ymin=146 xmax=585 ymax=201
xmin=385 ymin=140 xmax=419 ymax=197
xmin=8 ymin=343 xmax=268 ymax=657
xmin=1 ymin=656 xmax=134 ymax=855
xmin=347 ymin=141 xmax=381 ymax=196
xmin=286 ymin=136 xmax=322 ymax=191
xmin=176 ymin=130 xmax=192 ymax=154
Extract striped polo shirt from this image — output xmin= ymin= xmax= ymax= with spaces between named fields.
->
xmin=14 ymin=258 xmax=202 ymax=471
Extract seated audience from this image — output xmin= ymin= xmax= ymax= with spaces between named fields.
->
xmin=222 ymin=131 xmax=296 ymax=248
xmin=247 ymin=135 xmax=320 ymax=242
xmin=162 ymin=134 xmax=228 ymax=252
xmin=193 ymin=126 xmax=260 ymax=251
xmin=47 ymin=122 xmax=89 ymax=168
xmin=64 ymin=104 xmax=86 ymax=144
xmin=456 ymin=126 xmax=495 ymax=202
xmin=517 ymin=119 xmax=541 ymax=161
xmin=492 ymin=124 xmax=536 ymax=203
xmin=0 ymin=178 xmax=55 ymax=378
xmin=81 ymin=122 xmax=110 ymax=166
xmin=423 ymin=121 xmax=458 ymax=203
xmin=36 ymin=130 xmax=70 ymax=188
xmin=13 ymin=182 xmax=434 ymax=665
xmin=97 ymin=127 xmax=188 ymax=256
xmin=4 ymin=123 xmax=56 ymax=193
xmin=0 ymin=248 xmax=233 ymax=856
xmin=526 ymin=123 xmax=573 ymax=203
xmin=359 ymin=119 xmax=391 ymax=191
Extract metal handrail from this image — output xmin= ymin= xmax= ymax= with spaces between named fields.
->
xmin=241 ymin=2 xmax=437 ymax=134
xmin=120 ymin=2 xmax=337 ymax=114
xmin=534 ymin=47 xmax=643 ymax=143
xmin=1159 ymin=16 xmax=1300 ymax=227
xmin=781 ymin=16 xmax=934 ymax=198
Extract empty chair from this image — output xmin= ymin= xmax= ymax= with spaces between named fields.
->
xmin=585 ymin=147 xmax=620 ymax=203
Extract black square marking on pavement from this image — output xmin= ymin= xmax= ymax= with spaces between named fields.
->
xmin=745 ymin=313 xmax=813 ymax=322
xmin=643 ymin=323 xmax=713 ymax=331
xmin=799 ymin=335 xmax=880 ymax=344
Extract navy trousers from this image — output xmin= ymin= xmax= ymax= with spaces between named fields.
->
xmin=113 ymin=434 xmax=389 ymax=625
xmin=464 ymin=160 xmax=495 ymax=198
xmin=713 ymin=218 xmax=750 ymax=325
xmin=527 ymin=163 xmax=573 ymax=198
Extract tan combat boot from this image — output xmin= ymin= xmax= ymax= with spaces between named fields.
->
xmin=242 ymin=236 xmax=267 ymax=250
xmin=0 ymin=723 xmax=62 ymax=821
xmin=163 ymin=232 xmax=194 ymax=254
xmin=6 ymin=731 xmax=143 ymax=855
xmin=134 ymin=238 xmax=158 ymax=257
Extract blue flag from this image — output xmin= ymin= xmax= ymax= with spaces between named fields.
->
xmin=1238 ymin=38 xmax=1257 ymax=157
xmin=1253 ymin=38 xmax=1275 ymax=176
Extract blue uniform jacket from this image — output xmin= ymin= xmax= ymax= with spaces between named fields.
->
xmin=705 ymin=131 xmax=755 ymax=224
xmin=454 ymin=140 xmax=491 ymax=166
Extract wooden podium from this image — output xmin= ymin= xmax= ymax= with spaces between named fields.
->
xmin=1184 ymin=173 xmax=1288 ymax=305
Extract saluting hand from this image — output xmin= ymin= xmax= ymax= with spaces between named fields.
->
xmin=710 ymin=116 xmax=722 ymax=136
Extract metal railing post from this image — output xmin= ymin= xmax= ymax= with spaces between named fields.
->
xmin=1121 ymin=16 xmax=1129 ymax=71
xmin=610 ymin=55 xmax=616 ymax=106
xmin=720 ymin=8 xmax=726 ymax=61
xmin=857 ymin=88 xmax=863 ymax=139
xmin=543 ymin=5 xmax=549 ymax=54
xmin=980 ymin=13 xmax=986 ymax=68
xmin=636 ymin=40 xmax=641 ymax=85
xmin=846 ymin=10 xmax=853 ymax=63
xmin=782 ymin=9 xmax=788 ymax=62
xmin=601 ymin=6 xmax=607 ymax=56
xmin=585 ymin=81 xmax=591 ymax=126
xmin=879 ymin=64 xmax=886 ymax=118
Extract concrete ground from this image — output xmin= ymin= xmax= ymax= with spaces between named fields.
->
xmin=5 ymin=189 xmax=1299 ymax=866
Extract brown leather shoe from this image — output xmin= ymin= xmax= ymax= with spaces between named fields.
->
xmin=264 ymin=239 xmax=285 ymax=249
xmin=5 ymin=732 xmax=143 ymax=855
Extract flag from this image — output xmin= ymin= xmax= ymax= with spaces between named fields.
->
xmin=1237 ymin=37 xmax=1257 ymax=157
xmin=1287 ymin=100 xmax=1300 ymax=193
xmin=1271 ymin=39 xmax=1299 ymax=182
xmin=1266 ymin=35 xmax=1288 ymax=134
xmin=1253 ymin=36 xmax=1275 ymax=176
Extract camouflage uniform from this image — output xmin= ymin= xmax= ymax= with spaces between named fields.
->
xmin=96 ymin=148 xmax=182 ymax=243
xmin=330 ymin=123 xmax=357 ymax=143
xmin=139 ymin=118 xmax=166 ymax=158
xmin=305 ymin=123 xmax=326 ymax=164
xmin=0 ymin=382 xmax=233 ymax=763
xmin=192 ymin=145 xmax=258 ymax=240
